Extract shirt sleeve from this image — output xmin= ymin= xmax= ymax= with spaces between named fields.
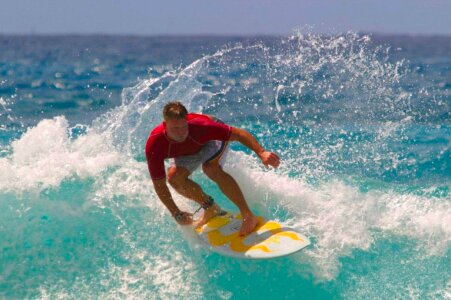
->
xmin=145 ymin=137 xmax=166 ymax=180
xmin=147 ymin=154 xmax=166 ymax=180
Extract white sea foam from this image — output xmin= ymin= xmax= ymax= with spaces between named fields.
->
xmin=223 ymin=151 xmax=451 ymax=280
xmin=0 ymin=116 xmax=121 ymax=191
xmin=1 ymin=116 xmax=448 ymax=284
xmin=37 ymin=250 xmax=205 ymax=300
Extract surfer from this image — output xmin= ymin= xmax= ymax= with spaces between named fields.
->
xmin=145 ymin=101 xmax=280 ymax=236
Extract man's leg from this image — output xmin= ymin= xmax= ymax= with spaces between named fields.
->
xmin=167 ymin=166 xmax=221 ymax=224
xmin=202 ymin=162 xmax=259 ymax=236
xmin=167 ymin=166 xmax=208 ymax=204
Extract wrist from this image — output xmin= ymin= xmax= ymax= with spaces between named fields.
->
xmin=256 ymin=149 xmax=266 ymax=156
xmin=170 ymin=208 xmax=182 ymax=217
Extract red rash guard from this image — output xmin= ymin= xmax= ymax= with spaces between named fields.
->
xmin=145 ymin=113 xmax=232 ymax=180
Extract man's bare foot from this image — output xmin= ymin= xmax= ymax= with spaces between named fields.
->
xmin=193 ymin=204 xmax=221 ymax=228
xmin=239 ymin=213 xmax=259 ymax=236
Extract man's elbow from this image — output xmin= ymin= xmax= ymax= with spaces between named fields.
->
xmin=229 ymin=127 xmax=243 ymax=142
xmin=152 ymin=177 xmax=167 ymax=189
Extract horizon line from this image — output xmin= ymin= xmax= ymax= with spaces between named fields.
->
xmin=1 ymin=31 xmax=450 ymax=39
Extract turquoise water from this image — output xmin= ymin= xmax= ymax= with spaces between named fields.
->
xmin=0 ymin=33 xmax=450 ymax=299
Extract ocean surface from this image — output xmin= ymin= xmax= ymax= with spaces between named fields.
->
xmin=0 ymin=33 xmax=450 ymax=299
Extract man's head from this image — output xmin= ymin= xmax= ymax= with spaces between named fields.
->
xmin=163 ymin=101 xmax=189 ymax=142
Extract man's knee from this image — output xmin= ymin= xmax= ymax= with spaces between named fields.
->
xmin=202 ymin=163 xmax=224 ymax=181
xmin=167 ymin=167 xmax=189 ymax=187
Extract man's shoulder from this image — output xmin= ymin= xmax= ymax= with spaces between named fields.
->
xmin=187 ymin=113 xmax=211 ymax=123
xmin=150 ymin=122 xmax=165 ymax=134
xmin=146 ymin=124 xmax=167 ymax=150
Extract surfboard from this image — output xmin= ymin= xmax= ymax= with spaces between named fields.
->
xmin=195 ymin=212 xmax=310 ymax=259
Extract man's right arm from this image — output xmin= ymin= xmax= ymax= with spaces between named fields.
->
xmin=146 ymin=135 xmax=192 ymax=225
xmin=152 ymin=178 xmax=192 ymax=225
xmin=152 ymin=178 xmax=180 ymax=216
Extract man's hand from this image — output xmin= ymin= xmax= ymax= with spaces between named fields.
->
xmin=229 ymin=128 xmax=280 ymax=169
xmin=258 ymin=150 xmax=280 ymax=168
xmin=174 ymin=211 xmax=193 ymax=225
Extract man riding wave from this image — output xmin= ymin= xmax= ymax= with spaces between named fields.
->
xmin=145 ymin=101 xmax=280 ymax=236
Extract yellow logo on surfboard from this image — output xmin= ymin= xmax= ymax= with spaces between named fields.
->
xmin=195 ymin=213 xmax=310 ymax=259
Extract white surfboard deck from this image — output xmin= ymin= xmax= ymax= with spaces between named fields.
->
xmin=195 ymin=212 xmax=310 ymax=259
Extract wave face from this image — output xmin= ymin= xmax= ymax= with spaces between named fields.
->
xmin=0 ymin=33 xmax=450 ymax=299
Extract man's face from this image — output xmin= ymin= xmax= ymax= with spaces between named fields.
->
xmin=164 ymin=118 xmax=189 ymax=142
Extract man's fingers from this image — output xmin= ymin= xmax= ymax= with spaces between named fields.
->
xmin=268 ymin=153 xmax=280 ymax=167
xmin=176 ymin=212 xmax=194 ymax=225
xmin=260 ymin=151 xmax=280 ymax=168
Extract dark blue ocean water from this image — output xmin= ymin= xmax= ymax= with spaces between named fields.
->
xmin=0 ymin=33 xmax=450 ymax=299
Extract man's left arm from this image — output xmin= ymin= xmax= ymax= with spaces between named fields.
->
xmin=229 ymin=127 xmax=280 ymax=168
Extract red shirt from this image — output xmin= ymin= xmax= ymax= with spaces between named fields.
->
xmin=145 ymin=113 xmax=232 ymax=180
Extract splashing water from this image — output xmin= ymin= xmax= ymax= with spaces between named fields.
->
xmin=0 ymin=32 xmax=449 ymax=299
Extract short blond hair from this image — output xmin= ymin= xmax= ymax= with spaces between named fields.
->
xmin=163 ymin=101 xmax=188 ymax=120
